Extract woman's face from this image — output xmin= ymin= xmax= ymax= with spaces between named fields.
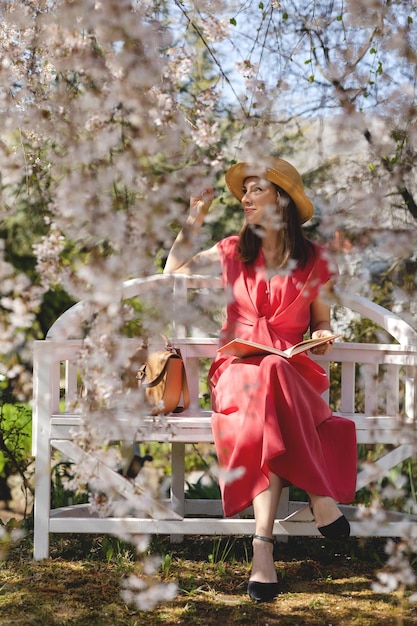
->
xmin=241 ymin=177 xmax=279 ymax=227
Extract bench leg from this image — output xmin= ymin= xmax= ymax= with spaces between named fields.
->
xmin=170 ymin=442 xmax=185 ymax=542
xmin=33 ymin=438 xmax=52 ymax=560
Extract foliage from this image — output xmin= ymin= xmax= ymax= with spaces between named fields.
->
xmin=185 ymin=475 xmax=221 ymax=501
xmin=0 ymin=403 xmax=31 ymax=475
xmin=0 ymin=402 xmax=33 ymax=516
xmin=208 ymin=535 xmax=238 ymax=564
xmin=50 ymin=460 xmax=89 ymax=510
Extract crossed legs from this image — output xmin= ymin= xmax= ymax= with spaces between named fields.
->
xmin=250 ymin=472 xmax=348 ymax=586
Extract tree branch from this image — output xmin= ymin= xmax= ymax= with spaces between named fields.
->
xmin=364 ymin=129 xmax=417 ymax=220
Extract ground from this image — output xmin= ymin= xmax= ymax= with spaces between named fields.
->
xmin=1 ymin=520 xmax=417 ymax=626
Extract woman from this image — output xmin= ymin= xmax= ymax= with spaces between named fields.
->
xmin=164 ymin=157 xmax=357 ymax=602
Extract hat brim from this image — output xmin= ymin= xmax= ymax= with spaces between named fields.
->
xmin=225 ymin=161 xmax=314 ymax=224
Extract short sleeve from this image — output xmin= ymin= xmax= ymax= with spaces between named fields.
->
xmin=216 ymin=235 xmax=239 ymax=266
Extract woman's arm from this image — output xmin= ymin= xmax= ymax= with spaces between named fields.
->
xmin=164 ymin=188 xmax=221 ymax=276
xmin=309 ymin=287 xmax=334 ymax=355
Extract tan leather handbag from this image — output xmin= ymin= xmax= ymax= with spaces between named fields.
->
xmin=136 ymin=340 xmax=190 ymax=415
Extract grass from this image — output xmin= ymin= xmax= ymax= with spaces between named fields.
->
xmin=1 ymin=529 xmax=417 ymax=625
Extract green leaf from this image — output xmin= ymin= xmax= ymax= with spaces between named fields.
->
xmin=259 ymin=2 xmax=264 ymax=8
xmin=408 ymin=16 xmax=413 ymax=24
xmin=336 ymin=15 xmax=343 ymax=21
xmin=304 ymin=59 xmax=312 ymax=64
xmin=308 ymin=75 xmax=315 ymax=83
xmin=370 ymin=47 xmax=377 ymax=54
xmin=282 ymin=12 xmax=288 ymax=20
xmin=230 ymin=17 xmax=237 ymax=26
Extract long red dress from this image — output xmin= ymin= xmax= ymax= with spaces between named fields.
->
xmin=208 ymin=236 xmax=357 ymax=518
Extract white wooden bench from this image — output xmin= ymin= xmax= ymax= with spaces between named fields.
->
xmin=32 ymin=274 xmax=417 ymax=559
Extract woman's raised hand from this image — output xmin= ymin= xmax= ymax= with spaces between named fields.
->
xmin=164 ymin=186 xmax=218 ymax=274
xmin=189 ymin=187 xmax=214 ymax=219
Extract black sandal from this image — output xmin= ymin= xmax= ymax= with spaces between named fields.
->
xmin=247 ymin=535 xmax=279 ymax=602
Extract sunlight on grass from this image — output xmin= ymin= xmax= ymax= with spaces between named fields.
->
xmin=1 ymin=536 xmax=417 ymax=625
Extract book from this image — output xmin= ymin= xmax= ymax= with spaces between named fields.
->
xmin=217 ymin=334 xmax=341 ymax=359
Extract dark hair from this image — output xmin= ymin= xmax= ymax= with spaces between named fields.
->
xmin=237 ymin=184 xmax=313 ymax=268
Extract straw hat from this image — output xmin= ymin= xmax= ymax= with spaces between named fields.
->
xmin=225 ymin=157 xmax=314 ymax=224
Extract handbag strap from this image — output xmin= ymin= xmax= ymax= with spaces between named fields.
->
xmin=140 ymin=333 xmax=173 ymax=351
xmin=139 ymin=352 xmax=180 ymax=389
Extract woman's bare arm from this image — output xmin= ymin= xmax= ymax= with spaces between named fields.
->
xmin=164 ymin=242 xmax=221 ymax=275
xmin=309 ymin=287 xmax=334 ymax=355
xmin=164 ymin=188 xmax=221 ymax=276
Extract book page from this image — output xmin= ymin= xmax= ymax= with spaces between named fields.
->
xmin=218 ymin=334 xmax=341 ymax=359
xmin=285 ymin=333 xmax=341 ymax=357
xmin=218 ymin=339 xmax=286 ymax=358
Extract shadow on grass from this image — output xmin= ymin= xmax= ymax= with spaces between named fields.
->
xmin=1 ymin=533 xmax=416 ymax=626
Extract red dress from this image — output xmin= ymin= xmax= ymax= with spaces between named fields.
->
xmin=208 ymin=236 xmax=357 ymax=518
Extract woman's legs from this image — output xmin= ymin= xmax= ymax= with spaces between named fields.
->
xmin=250 ymin=481 xmax=347 ymax=581
xmin=250 ymin=472 xmax=283 ymax=583
xmin=247 ymin=476 xmax=349 ymax=602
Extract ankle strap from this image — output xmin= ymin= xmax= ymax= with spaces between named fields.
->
xmin=253 ymin=534 xmax=274 ymax=544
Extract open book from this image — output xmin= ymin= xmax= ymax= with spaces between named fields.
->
xmin=217 ymin=334 xmax=341 ymax=359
